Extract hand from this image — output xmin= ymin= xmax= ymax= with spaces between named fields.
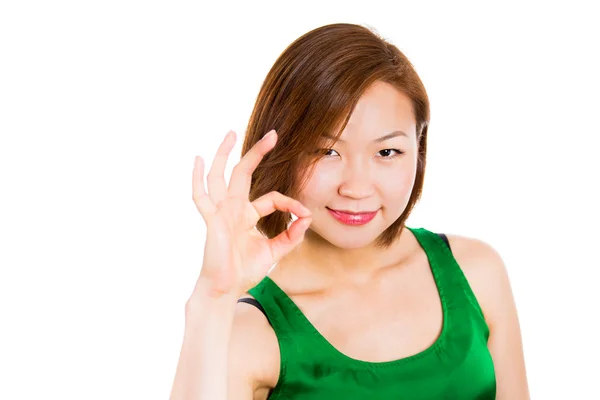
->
xmin=191 ymin=129 xmax=312 ymax=299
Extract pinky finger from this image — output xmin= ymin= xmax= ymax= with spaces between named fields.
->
xmin=268 ymin=216 xmax=312 ymax=263
xmin=192 ymin=156 xmax=217 ymax=216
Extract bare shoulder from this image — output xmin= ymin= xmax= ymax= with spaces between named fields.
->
xmin=444 ymin=233 xmax=512 ymax=327
xmin=228 ymin=293 xmax=280 ymax=399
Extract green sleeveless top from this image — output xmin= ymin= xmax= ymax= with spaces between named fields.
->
xmin=247 ymin=226 xmax=496 ymax=399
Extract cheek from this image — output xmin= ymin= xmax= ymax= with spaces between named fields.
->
xmin=381 ymin=162 xmax=417 ymax=200
xmin=393 ymin=169 xmax=416 ymax=193
xmin=295 ymin=166 xmax=336 ymax=205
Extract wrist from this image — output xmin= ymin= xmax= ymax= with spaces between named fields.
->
xmin=194 ymin=275 xmax=243 ymax=300
xmin=185 ymin=280 xmax=239 ymax=317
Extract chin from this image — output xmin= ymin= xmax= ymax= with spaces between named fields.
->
xmin=331 ymin=237 xmax=378 ymax=250
xmin=307 ymin=223 xmax=387 ymax=250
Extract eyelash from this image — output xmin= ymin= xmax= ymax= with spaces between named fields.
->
xmin=319 ymin=148 xmax=405 ymax=159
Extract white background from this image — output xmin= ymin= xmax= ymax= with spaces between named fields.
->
xmin=1 ymin=1 xmax=599 ymax=398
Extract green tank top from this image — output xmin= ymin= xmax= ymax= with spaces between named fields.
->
xmin=248 ymin=226 xmax=496 ymax=399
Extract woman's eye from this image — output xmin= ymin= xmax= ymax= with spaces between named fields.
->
xmin=378 ymin=149 xmax=404 ymax=158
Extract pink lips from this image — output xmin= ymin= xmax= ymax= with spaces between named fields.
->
xmin=327 ymin=208 xmax=378 ymax=226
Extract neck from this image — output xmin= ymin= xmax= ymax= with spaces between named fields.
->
xmin=278 ymin=226 xmax=415 ymax=287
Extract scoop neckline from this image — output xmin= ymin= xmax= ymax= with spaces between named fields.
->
xmin=264 ymin=227 xmax=449 ymax=369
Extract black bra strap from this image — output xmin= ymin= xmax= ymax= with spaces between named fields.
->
xmin=437 ymin=233 xmax=451 ymax=251
xmin=237 ymin=297 xmax=271 ymax=325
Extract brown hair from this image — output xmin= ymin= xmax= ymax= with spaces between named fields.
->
xmin=240 ymin=23 xmax=430 ymax=249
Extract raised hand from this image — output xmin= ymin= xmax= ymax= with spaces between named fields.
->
xmin=192 ymin=129 xmax=312 ymax=299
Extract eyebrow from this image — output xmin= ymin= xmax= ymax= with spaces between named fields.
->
xmin=322 ymin=130 xmax=408 ymax=143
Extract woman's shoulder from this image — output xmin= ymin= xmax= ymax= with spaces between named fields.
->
xmin=444 ymin=232 xmax=506 ymax=269
xmin=444 ymin=232 xmax=513 ymax=327
xmin=229 ymin=293 xmax=281 ymax=394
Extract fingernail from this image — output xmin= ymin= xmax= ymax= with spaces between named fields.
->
xmin=261 ymin=130 xmax=276 ymax=141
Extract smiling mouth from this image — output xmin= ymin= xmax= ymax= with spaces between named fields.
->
xmin=326 ymin=208 xmax=379 ymax=225
xmin=326 ymin=207 xmax=378 ymax=215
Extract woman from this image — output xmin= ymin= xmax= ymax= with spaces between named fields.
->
xmin=170 ymin=23 xmax=529 ymax=399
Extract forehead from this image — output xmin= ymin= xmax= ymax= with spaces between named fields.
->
xmin=342 ymin=81 xmax=416 ymax=140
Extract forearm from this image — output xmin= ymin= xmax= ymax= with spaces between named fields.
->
xmin=169 ymin=289 xmax=238 ymax=400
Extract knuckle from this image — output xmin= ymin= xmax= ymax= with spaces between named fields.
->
xmin=206 ymin=171 xmax=220 ymax=181
xmin=192 ymin=192 xmax=207 ymax=204
xmin=214 ymin=199 xmax=225 ymax=209
xmin=224 ymin=195 xmax=242 ymax=207
xmin=268 ymin=191 xmax=284 ymax=202
xmin=234 ymin=164 xmax=252 ymax=177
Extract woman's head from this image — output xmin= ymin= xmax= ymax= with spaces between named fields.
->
xmin=241 ymin=23 xmax=430 ymax=249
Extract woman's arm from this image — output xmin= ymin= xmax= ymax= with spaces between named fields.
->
xmin=169 ymin=288 xmax=243 ymax=400
xmin=480 ymin=244 xmax=530 ymax=399
xmin=169 ymin=288 xmax=278 ymax=400
xmin=448 ymin=235 xmax=530 ymax=399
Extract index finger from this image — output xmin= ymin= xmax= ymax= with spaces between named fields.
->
xmin=228 ymin=129 xmax=277 ymax=198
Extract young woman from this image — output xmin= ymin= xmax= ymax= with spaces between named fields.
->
xmin=170 ymin=23 xmax=529 ymax=399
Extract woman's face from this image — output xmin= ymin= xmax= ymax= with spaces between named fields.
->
xmin=296 ymin=81 xmax=419 ymax=249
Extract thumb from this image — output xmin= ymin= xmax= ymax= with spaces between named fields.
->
xmin=268 ymin=217 xmax=312 ymax=263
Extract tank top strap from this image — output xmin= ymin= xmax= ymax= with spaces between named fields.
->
xmin=248 ymin=275 xmax=317 ymax=395
xmin=247 ymin=275 xmax=315 ymax=335
xmin=407 ymin=226 xmax=489 ymax=336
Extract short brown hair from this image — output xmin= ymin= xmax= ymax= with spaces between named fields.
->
xmin=240 ymin=23 xmax=430 ymax=249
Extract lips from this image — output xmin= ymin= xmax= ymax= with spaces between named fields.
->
xmin=328 ymin=208 xmax=377 ymax=215
xmin=327 ymin=207 xmax=378 ymax=226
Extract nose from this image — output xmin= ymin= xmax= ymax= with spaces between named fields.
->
xmin=338 ymin=160 xmax=375 ymax=200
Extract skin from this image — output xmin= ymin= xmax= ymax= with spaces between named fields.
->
xmin=228 ymin=81 xmax=530 ymax=399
